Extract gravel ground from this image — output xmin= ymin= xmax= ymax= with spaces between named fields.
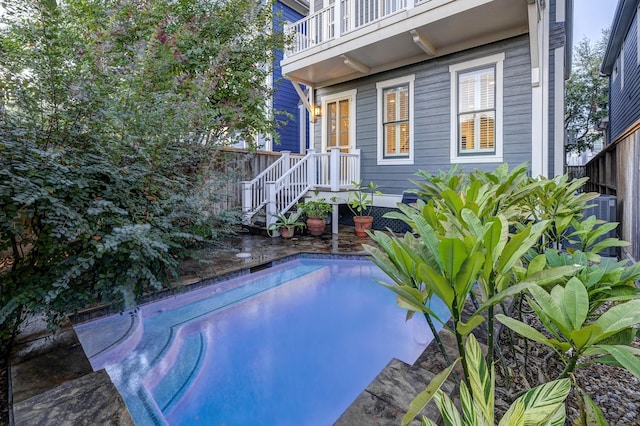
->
xmin=494 ymin=303 xmax=640 ymax=425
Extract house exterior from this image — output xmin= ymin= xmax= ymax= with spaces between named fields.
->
xmin=271 ymin=0 xmax=311 ymax=153
xmin=281 ymin=0 xmax=573 ymax=202
xmin=585 ymin=0 xmax=640 ymax=261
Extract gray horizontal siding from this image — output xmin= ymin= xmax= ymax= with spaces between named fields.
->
xmin=609 ymin=10 xmax=640 ymax=142
xmin=315 ymin=34 xmax=532 ymax=195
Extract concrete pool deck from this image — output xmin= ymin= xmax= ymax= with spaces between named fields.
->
xmin=9 ymin=226 xmax=460 ymax=425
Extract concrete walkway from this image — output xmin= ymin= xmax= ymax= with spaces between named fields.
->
xmin=10 ymin=226 xmax=453 ymax=425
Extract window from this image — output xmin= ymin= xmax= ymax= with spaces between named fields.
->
xmin=376 ymin=75 xmax=414 ymax=165
xmin=450 ymin=53 xmax=504 ymax=163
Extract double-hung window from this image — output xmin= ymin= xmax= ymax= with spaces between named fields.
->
xmin=377 ymin=75 xmax=414 ymax=165
xmin=450 ymin=53 xmax=504 ymax=163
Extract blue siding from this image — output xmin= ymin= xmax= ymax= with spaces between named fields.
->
xmin=273 ymin=2 xmax=306 ymax=153
xmin=315 ymin=35 xmax=532 ymax=195
xmin=609 ymin=9 xmax=640 ymax=142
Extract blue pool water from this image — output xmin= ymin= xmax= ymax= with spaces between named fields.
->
xmin=74 ymin=258 xmax=448 ymax=425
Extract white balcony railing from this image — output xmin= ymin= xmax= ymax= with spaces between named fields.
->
xmin=285 ymin=0 xmax=419 ymax=56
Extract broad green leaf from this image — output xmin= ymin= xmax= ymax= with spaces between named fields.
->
xmin=418 ymin=263 xmax=454 ymax=307
xmin=453 ymin=252 xmax=484 ymax=306
xmin=484 ymin=215 xmax=509 ymax=269
xmin=402 ymin=360 xmax=460 ymax=426
xmin=456 ymin=314 xmax=485 ymax=336
xmin=421 ymin=416 xmax=438 ymax=426
xmin=564 ymin=277 xmax=588 ymax=330
xmin=575 ymin=386 xmax=608 ymax=426
xmin=521 ymin=265 xmax=582 ymax=288
xmin=528 ymin=285 xmax=571 ymax=338
xmin=465 ymin=334 xmax=493 ymax=423
xmin=594 ymin=299 xmax=640 ymax=341
xmin=458 ymin=382 xmax=480 ymax=426
xmin=433 ymin=389 xmax=463 ymax=426
xmin=517 ymin=378 xmax=571 ymax=425
xmin=377 ymin=281 xmax=427 ymax=314
xmin=496 ymin=314 xmax=555 ymax=347
xmin=570 ymin=324 xmax=602 ymax=350
xmin=440 ymin=238 xmax=467 ymax=281
xmin=596 ymin=345 xmax=640 ymax=380
xmin=526 ymin=254 xmax=547 ymax=277
xmin=498 ymin=399 xmax=525 ymax=426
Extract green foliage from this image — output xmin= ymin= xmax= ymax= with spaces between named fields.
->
xmin=403 ymin=335 xmax=570 ymax=426
xmin=266 ymin=210 xmax=306 ymax=236
xmin=565 ymin=32 xmax=610 ymax=153
xmin=344 ymin=180 xmax=381 ymax=217
xmin=371 ymin=163 xmax=637 ymax=423
xmin=297 ymin=199 xmax=332 ymax=219
xmin=0 ymin=0 xmax=287 ymax=350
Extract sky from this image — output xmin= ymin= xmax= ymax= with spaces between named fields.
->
xmin=573 ymin=0 xmax=618 ymax=45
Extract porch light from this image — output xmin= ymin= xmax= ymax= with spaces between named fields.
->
xmin=314 ymin=104 xmax=322 ymax=117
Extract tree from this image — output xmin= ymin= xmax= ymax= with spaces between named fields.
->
xmin=0 ymin=0 xmax=287 ymax=351
xmin=565 ymin=30 xmax=610 ymax=153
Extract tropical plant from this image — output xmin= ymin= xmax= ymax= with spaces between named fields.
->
xmin=266 ymin=210 xmax=306 ymax=237
xmin=402 ymin=334 xmax=571 ymax=426
xmin=344 ymin=181 xmax=381 ymax=217
xmin=564 ymin=215 xmax=630 ymax=260
xmin=297 ymin=199 xmax=332 ymax=219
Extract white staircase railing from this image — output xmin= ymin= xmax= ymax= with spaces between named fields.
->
xmin=241 ymin=151 xmax=302 ymax=223
xmin=242 ymin=147 xmax=361 ymax=227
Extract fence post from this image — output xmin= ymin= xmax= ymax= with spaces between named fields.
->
xmin=330 ymin=147 xmax=340 ymax=191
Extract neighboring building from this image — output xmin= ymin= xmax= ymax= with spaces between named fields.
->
xmin=271 ymin=0 xmax=310 ymax=153
xmin=234 ymin=0 xmax=310 ymax=153
xmin=586 ymin=0 xmax=640 ymax=260
xmin=282 ymin=0 xmax=572 ymax=198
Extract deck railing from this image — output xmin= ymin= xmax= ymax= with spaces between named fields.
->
xmin=285 ymin=0 xmax=423 ymax=56
xmin=242 ymin=147 xmax=361 ymax=225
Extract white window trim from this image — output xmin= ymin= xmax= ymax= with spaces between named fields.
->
xmin=376 ymin=75 xmax=415 ymax=165
xmin=449 ymin=53 xmax=504 ymax=164
xmin=621 ymin=43 xmax=625 ymax=90
xmin=320 ymin=89 xmax=357 ymax=153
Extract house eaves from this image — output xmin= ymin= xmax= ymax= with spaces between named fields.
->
xmin=600 ymin=0 xmax=639 ymax=76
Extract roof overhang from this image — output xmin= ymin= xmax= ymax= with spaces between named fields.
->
xmin=600 ymin=0 xmax=639 ymax=75
xmin=282 ymin=0 xmax=529 ymax=88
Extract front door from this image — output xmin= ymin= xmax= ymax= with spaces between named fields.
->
xmin=322 ymin=89 xmax=356 ymax=154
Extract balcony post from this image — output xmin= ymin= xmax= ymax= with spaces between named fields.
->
xmin=335 ymin=0 xmax=341 ymax=38
xmin=353 ymin=148 xmax=361 ymax=183
xmin=330 ymin=146 xmax=340 ymax=191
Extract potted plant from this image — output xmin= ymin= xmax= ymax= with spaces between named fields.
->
xmin=297 ymin=199 xmax=332 ymax=236
xmin=345 ymin=181 xmax=381 ymax=237
xmin=267 ymin=210 xmax=306 ymax=238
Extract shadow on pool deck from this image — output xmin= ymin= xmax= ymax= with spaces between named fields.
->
xmin=9 ymin=226 xmax=454 ymax=425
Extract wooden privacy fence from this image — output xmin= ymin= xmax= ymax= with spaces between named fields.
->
xmin=208 ymin=148 xmax=285 ymax=212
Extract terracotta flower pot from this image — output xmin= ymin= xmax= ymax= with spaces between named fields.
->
xmin=306 ymin=216 xmax=326 ymax=236
xmin=353 ymin=215 xmax=374 ymax=237
xmin=280 ymin=226 xmax=295 ymax=239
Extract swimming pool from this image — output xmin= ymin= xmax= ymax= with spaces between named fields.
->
xmin=74 ymin=257 xmax=448 ymax=425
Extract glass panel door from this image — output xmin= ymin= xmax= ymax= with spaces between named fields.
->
xmin=326 ymin=99 xmax=350 ymax=153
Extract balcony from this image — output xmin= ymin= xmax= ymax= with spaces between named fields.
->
xmin=282 ymin=0 xmax=529 ymax=87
